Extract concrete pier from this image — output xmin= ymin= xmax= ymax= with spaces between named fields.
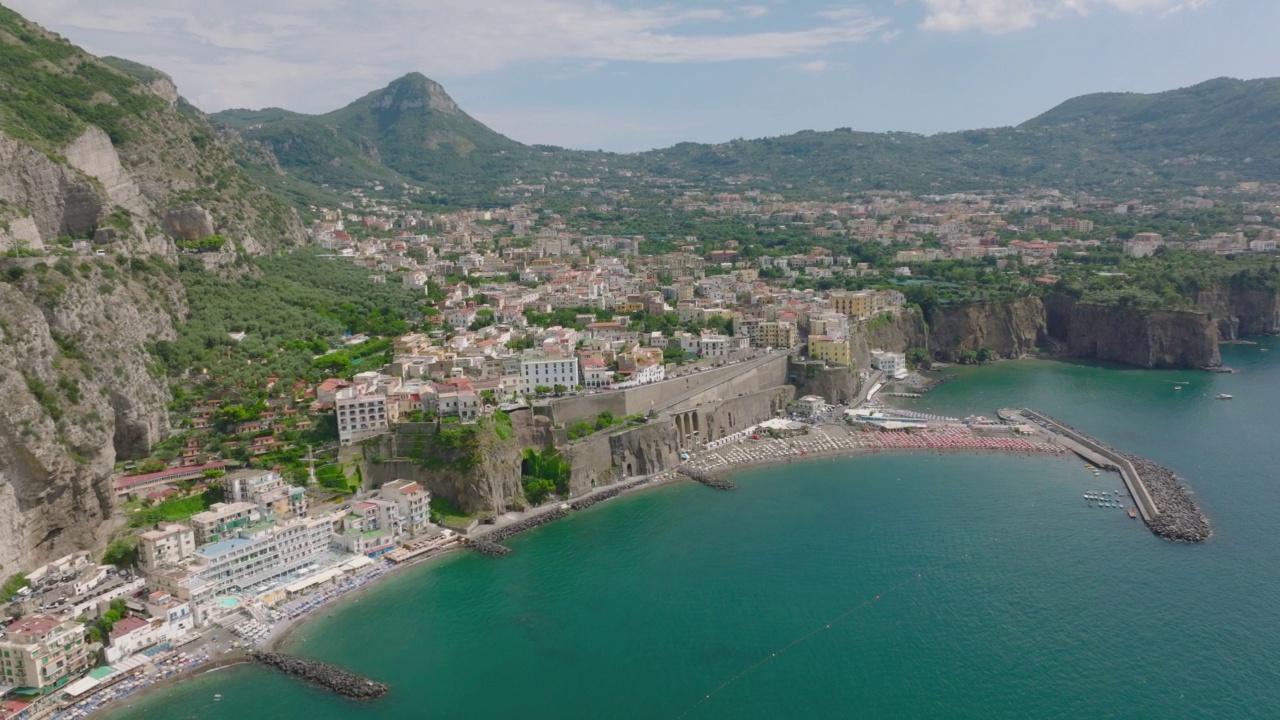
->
xmin=1006 ymin=408 xmax=1209 ymax=542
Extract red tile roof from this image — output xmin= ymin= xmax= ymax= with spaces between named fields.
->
xmin=108 ymin=615 xmax=149 ymax=640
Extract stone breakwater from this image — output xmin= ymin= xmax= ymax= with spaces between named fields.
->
xmin=248 ymin=651 xmax=388 ymax=700
xmin=1018 ymin=409 xmax=1210 ymax=542
xmin=677 ymin=467 xmax=737 ymax=490
xmin=467 ymin=539 xmax=511 ymax=557
xmin=467 ymin=507 xmax=571 ymax=556
xmin=1122 ymin=454 xmax=1211 ymax=542
xmin=570 ymin=476 xmax=653 ymax=510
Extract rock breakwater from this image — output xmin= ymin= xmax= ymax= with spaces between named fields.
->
xmin=1017 ymin=409 xmax=1210 ymax=542
xmin=1122 ymin=454 xmax=1211 ymax=542
xmin=570 ymin=476 xmax=659 ymax=510
xmin=466 ymin=539 xmax=511 ymax=557
xmin=677 ymin=467 xmax=736 ymax=490
xmin=248 ymin=651 xmax=388 ymax=700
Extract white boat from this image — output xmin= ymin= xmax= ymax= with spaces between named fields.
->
xmin=1215 ymin=394 xmax=1233 ymax=400
xmin=1174 ymin=386 xmax=1183 ymax=391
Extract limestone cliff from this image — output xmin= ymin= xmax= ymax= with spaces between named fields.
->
xmin=1195 ymin=287 xmax=1280 ymax=340
xmin=1044 ymin=294 xmax=1221 ymax=368
xmin=363 ymin=412 xmax=556 ymax=515
xmin=926 ymin=297 xmax=1047 ymax=361
xmin=788 ymin=360 xmax=861 ymax=404
xmin=0 ymin=259 xmax=183 ymax=578
xmin=848 ymin=299 xmax=1044 ymax=364
xmin=849 ymin=309 xmax=929 ymax=368
xmin=0 ymin=9 xmax=304 ymax=255
xmin=0 ymin=7 xmax=307 ymax=576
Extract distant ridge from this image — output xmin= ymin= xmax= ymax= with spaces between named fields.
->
xmin=211 ymin=74 xmax=1280 ymax=202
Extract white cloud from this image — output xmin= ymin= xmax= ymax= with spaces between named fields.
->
xmin=919 ymin=0 xmax=1212 ymax=33
xmin=5 ymin=0 xmax=891 ymax=112
xmin=796 ymin=60 xmax=834 ymax=72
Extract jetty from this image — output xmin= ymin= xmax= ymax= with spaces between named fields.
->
xmin=677 ymin=467 xmax=737 ymax=490
xmin=1003 ymin=408 xmax=1210 ymax=542
xmin=248 ymin=651 xmax=388 ymax=700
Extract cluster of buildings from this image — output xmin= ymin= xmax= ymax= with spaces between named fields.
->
xmin=1 ymin=470 xmax=436 ymax=703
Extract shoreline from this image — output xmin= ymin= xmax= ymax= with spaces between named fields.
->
xmin=80 ymin=419 xmax=1107 ymax=718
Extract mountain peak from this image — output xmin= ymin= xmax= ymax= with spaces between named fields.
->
xmin=371 ymin=72 xmax=459 ymax=115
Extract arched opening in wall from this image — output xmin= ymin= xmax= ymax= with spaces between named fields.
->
xmin=728 ymin=412 xmax=734 ymax=428
xmin=626 ymin=462 xmax=633 ymax=477
xmin=521 ymin=457 xmax=531 ymax=476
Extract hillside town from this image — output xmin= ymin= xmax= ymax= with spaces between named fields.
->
xmin=5 ymin=173 xmax=1280 ymax=719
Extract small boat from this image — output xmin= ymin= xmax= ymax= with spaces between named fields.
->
xmin=1127 ymin=508 xmax=1137 ymax=518
xmin=1215 ymin=394 xmax=1233 ymax=400
xmin=1174 ymin=386 xmax=1183 ymax=391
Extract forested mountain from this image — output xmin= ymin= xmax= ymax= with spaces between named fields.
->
xmin=213 ymin=75 xmax=1280 ymax=203
xmin=212 ymin=73 xmax=544 ymax=206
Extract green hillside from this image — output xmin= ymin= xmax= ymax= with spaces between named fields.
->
xmin=211 ymin=73 xmax=1280 ymax=203
xmin=212 ymin=73 xmax=538 ymax=203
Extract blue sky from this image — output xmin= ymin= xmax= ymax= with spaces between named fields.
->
xmin=10 ymin=0 xmax=1279 ymax=151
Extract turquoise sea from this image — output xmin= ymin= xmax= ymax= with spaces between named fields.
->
xmin=117 ymin=341 xmax=1280 ymax=719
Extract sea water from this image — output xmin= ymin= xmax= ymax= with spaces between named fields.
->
xmin=115 ymin=341 xmax=1280 ymax=719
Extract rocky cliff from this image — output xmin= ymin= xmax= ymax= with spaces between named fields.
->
xmin=848 ymin=299 xmax=1043 ymax=364
xmin=849 ymin=309 xmax=929 ymax=368
xmin=0 ymin=7 xmax=307 ymax=576
xmin=1044 ymin=294 xmax=1221 ymax=368
xmin=0 ymin=259 xmax=183 ymax=578
xmin=364 ymin=411 xmax=556 ymax=515
xmin=927 ymin=297 xmax=1047 ymax=361
xmin=1195 ymin=287 xmax=1280 ymax=339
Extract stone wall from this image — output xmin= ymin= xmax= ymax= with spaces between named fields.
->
xmin=544 ymin=352 xmax=790 ymax=425
xmin=788 ymin=359 xmax=861 ymax=404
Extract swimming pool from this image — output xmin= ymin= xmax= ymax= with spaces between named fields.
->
xmin=216 ymin=597 xmax=241 ymax=608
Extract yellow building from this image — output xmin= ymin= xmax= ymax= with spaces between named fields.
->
xmin=830 ymin=291 xmax=876 ymax=320
xmin=809 ymin=336 xmax=852 ymax=366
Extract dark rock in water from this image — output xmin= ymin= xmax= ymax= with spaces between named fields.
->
xmin=677 ymin=467 xmax=736 ymax=490
xmin=249 ymin=651 xmax=388 ymax=700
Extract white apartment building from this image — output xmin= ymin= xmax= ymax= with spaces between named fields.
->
xmin=870 ymin=350 xmax=909 ymax=380
xmin=581 ymin=359 xmax=612 ymax=389
xmin=520 ymin=354 xmax=580 ymax=393
xmin=189 ymin=502 xmax=261 ymax=545
xmin=336 ymin=385 xmax=390 ymax=445
xmin=227 ymin=469 xmax=307 ymax=518
xmin=190 ymin=515 xmax=336 ymax=595
xmin=698 ymin=333 xmax=730 ymax=358
xmin=379 ymin=480 xmax=431 ymax=533
xmin=437 ymin=389 xmax=480 ymax=422
xmin=138 ymin=523 xmax=196 ymax=573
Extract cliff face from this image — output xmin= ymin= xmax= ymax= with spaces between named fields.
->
xmin=366 ymin=411 xmax=555 ymax=515
xmin=1195 ymin=288 xmax=1280 ymax=339
xmin=848 ymin=299 xmax=1043 ymax=364
xmin=927 ymin=297 xmax=1047 ymax=361
xmin=1045 ymin=294 xmax=1221 ymax=368
xmin=0 ymin=261 xmax=183 ymax=578
xmin=849 ymin=309 xmax=928 ymax=367
xmin=0 ymin=8 xmax=312 ymax=576
xmin=788 ymin=360 xmax=860 ymax=404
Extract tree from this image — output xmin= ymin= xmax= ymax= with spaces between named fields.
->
xmin=553 ymin=384 xmax=568 ymax=396
xmin=535 ymin=385 xmax=552 ymax=396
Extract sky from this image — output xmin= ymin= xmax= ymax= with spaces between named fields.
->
xmin=8 ymin=0 xmax=1279 ymax=152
